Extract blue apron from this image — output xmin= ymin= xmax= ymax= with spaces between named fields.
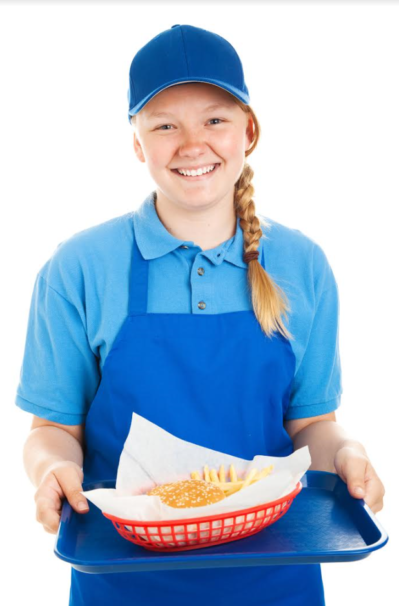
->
xmin=70 ymin=223 xmax=325 ymax=605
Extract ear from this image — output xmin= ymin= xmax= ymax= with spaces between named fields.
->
xmin=245 ymin=115 xmax=255 ymax=151
xmin=133 ymin=132 xmax=146 ymax=163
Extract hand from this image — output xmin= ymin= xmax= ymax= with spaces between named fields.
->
xmin=34 ymin=460 xmax=89 ymax=534
xmin=334 ymin=445 xmax=385 ymax=513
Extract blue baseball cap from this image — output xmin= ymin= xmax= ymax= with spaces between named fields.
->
xmin=127 ymin=24 xmax=250 ymax=122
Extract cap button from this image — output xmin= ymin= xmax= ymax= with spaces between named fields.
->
xmin=171 ymin=24 xmax=180 ymax=28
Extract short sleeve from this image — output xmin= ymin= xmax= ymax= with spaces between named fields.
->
xmin=285 ymin=243 xmax=343 ymax=420
xmin=15 ymin=273 xmax=101 ymax=425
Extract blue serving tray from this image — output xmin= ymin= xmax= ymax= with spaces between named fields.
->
xmin=54 ymin=470 xmax=388 ymax=574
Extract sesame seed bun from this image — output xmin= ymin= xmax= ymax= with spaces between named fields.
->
xmin=147 ymin=478 xmax=226 ymax=508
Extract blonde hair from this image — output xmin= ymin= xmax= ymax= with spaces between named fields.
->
xmin=130 ymin=94 xmax=292 ymax=341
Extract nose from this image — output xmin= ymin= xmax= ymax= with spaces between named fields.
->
xmin=177 ymin=129 xmax=208 ymax=159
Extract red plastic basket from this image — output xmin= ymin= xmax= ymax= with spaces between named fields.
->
xmin=103 ymin=481 xmax=302 ymax=552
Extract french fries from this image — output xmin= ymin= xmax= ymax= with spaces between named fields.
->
xmin=190 ymin=463 xmax=273 ymax=496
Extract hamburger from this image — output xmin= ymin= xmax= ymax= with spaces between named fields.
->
xmin=147 ymin=478 xmax=226 ymax=508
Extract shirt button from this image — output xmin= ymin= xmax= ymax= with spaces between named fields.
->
xmin=197 ymin=267 xmax=205 ymax=276
xmin=181 ymin=245 xmax=189 ymax=249
xmin=198 ymin=301 xmax=206 ymax=310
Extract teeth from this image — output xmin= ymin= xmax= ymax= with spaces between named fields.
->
xmin=177 ymin=164 xmax=216 ymax=176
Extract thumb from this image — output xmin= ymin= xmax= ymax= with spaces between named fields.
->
xmin=53 ymin=464 xmax=90 ymax=513
xmin=350 ymin=483 xmax=366 ymax=499
xmin=336 ymin=448 xmax=368 ymax=499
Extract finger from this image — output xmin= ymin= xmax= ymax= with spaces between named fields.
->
xmin=53 ymin=466 xmax=89 ymax=513
xmin=368 ymin=498 xmax=384 ymax=514
xmin=43 ymin=523 xmax=59 ymax=535
xmin=363 ymin=472 xmax=386 ymax=513
xmin=35 ymin=494 xmax=62 ymax=533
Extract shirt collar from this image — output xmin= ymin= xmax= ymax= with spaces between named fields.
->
xmin=132 ymin=191 xmax=249 ymax=268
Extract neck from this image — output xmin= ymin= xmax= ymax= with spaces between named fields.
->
xmin=154 ymin=190 xmax=237 ymax=251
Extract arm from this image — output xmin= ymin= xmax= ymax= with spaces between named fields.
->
xmin=23 ymin=416 xmax=89 ymax=534
xmin=285 ymin=412 xmax=385 ymax=513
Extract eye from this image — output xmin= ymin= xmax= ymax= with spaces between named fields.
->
xmin=156 ymin=118 xmax=224 ymax=131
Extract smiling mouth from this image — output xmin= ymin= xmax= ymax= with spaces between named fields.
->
xmin=171 ymin=163 xmax=221 ymax=179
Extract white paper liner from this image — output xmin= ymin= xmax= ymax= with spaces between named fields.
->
xmin=82 ymin=413 xmax=311 ymax=527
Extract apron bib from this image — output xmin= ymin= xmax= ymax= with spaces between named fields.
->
xmin=70 ymin=224 xmax=325 ymax=605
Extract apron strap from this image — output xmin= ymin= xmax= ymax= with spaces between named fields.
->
xmin=261 ymin=241 xmax=265 ymax=268
xmin=128 ymin=223 xmax=149 ymax=315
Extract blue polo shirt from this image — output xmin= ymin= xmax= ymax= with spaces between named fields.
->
xmin=15 ymin=190 xmax=342 ymax=425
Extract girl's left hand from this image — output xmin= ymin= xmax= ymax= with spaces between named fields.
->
xmin=334 ymin=445 xmax=385 ymax=513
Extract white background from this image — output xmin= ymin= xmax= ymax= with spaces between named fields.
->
xmin=1 ymin=1 xmax=397 ymax=604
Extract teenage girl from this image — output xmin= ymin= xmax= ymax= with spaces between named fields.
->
xmin=17 ymin=24 xmax=385 ymax=606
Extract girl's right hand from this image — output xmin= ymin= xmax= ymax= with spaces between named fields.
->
xmin=34 ymin=460 xmax=89 ymax=534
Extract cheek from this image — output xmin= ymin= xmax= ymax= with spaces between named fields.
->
xmin=212 ymin=131 xmax=246 ymax=158
xmin=147 ymin=148 xmax=166 ymax=169
xmin=142 ymin=139 xmax=173 ymax=169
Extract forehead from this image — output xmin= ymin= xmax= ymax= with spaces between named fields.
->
xmin=141 ymin=82 xmax=237 ymax=117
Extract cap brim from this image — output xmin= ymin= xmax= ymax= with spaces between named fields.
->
xmin=128 ymin=78 xmax=250 ymax=118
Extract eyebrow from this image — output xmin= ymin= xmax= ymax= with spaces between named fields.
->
xmin=147 ymin=103 xmax=234 ymax=119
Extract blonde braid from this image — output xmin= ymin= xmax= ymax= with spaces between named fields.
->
xmin=234 ymin=163 xmax=292 ymax=340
